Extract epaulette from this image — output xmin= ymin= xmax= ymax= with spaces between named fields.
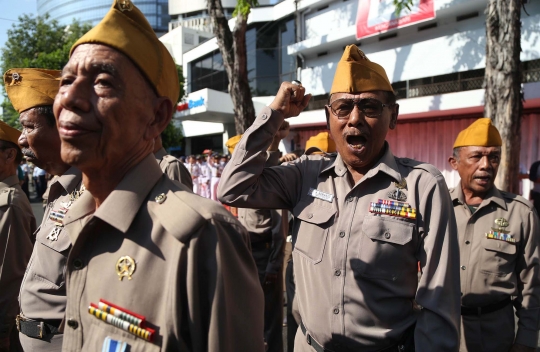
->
xmin=499 ymin=190 xmax=535 ymax=210
xmin=0 ymin=188 xmax=13 ymax=207
xmin=396 ymin=157 xmax=442 ymax=177
xmin=161 ymin=155 xmax=179 ymax=165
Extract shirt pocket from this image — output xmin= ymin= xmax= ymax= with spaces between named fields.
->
xmin=292 ymin=200 xmax=336 ymax=264
xmin=480 ymin=239 xmax=517 ymax=276
xmin=82 ymin=320 xmax=161 ymax=352
xmin=354 ymin=215 xmax=416 ymax=281
xmin=33 ymin=225 xmax=72 ymax=288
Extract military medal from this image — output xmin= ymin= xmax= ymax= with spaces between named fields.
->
xmin=388 ymin=179 xmax=407 ymax=201
xmin=116 ymin=256 xmax=136 ymax=280
xmin=89 ymin=299 xmax=154 ymax=342
xmin=102 ymin=337 xmax=127 ymax=352
xmin=46 ymin=184 xmax=86 ymax=242
xmin=369 ymin=199 xmax=417 ymax=220
xmin=486 ymin=218 xmax=515 ymax=243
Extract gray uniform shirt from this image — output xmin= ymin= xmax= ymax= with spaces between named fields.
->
xmin=218 ymin=107 xmax=461 ymax=351
xmin=19 ymin=167 xmax=82 ymax=322
xmin=451 ymin=184 xmax=540 ymax=348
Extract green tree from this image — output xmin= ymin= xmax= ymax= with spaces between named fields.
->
xmin=0 ymin=14 xmax=92 ymax=128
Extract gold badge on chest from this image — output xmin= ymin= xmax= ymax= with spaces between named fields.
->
xmin=116 ymin=256 xmax=136 ymax=280
xmin=486 ymin=218 xmax=515 ymax=243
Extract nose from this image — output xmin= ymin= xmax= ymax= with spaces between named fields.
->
xmin=347 ymin=104 xmax=366 ymax=128
xmin=18 ymin=131 xmax=28 ymax=148
xmin=479 ymin=155 xmax=491 ymax=170
xmin=57 ymin=80 xmax=91 ymax=113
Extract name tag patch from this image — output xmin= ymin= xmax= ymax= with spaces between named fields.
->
xmin=308 ymin=188 xmax=334 ymax=203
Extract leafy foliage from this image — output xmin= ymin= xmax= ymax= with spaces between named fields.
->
xmin=393 ymin=0 xmax=414 ymax=16
xmin=161 ymin=122 xmax=183 ymax=150
xmin=233 ymin=0 xmax=259 ymax=18
xmin=0 ymin=14 xmax=92 ymax=128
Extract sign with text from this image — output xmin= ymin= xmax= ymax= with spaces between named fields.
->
xmin=356 ymin=0 xmax=435 ymax=40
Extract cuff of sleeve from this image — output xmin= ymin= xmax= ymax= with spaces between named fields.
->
xmin=254 ymin=107 xmax=284 ymax=133
xmin=515 ymin=327 xmax=539 ymax=348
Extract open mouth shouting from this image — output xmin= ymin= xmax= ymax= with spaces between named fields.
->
xmin=345 ymin=134 xmax=368 ymax=150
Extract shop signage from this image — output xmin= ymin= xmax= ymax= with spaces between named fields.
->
xmin=177 ymin=97 xmax=205 ymax=112
xmin=356 ymin=0 xmax=435 ymax=40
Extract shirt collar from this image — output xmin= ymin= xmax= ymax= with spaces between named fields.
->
xmin=52 ymin=166 xmax=82 ymax=194
xmin=63 ymin=154 xmax=164 ymax=233
xmin=154 ymin=147 xmax=167 ymax=160
xmin=0 ymin=175 xmax=20 ymax=188
xmin=320 ymin=142 xmax=402 ymax=183
xmin=451 ymin=181 xmax=507 ymax=211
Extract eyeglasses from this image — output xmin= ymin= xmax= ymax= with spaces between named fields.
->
xmin=327 ymin=98 xmax=394 ymax=119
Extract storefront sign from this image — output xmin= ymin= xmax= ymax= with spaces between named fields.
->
xmin=356 ymin=0 xmax=435 ymax=40
xmin=177 ymin=97 xmax=205 ymax=112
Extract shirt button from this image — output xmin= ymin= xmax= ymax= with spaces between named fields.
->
xmin=461 ymin=265 xmax=466 ymax=270
xmin=465 ymin=241 xmax=470 ymax=245
xmin=73 ymin=259 xmax=84 ymax=270
xmin=333 ymin=308 xmax=339 ymax=314
xmin=307 ymin=213 xmax=313 ymax=219
xmin=339 ymin=231 xmax=345 ymax=238
xmin=67 ymin=319 xmax=79 ymax=329
xmin=384 ymin=232 xmax=391 ymax=239
xmin=261 ymin=114 xmax=268 ymax=120
xmin=335 ymin=269 xmax=341 ymax=276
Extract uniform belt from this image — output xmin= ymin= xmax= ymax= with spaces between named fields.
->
xmin=16 ymin=315 xmax=60 ymax=339
xmin=300 ymin=321 xmax=334 ymax=352
xmin=461 ymin=297 xmax=512 ymax=316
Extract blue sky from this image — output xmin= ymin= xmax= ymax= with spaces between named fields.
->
xmin=0 ymin=0 xmax=37 ymax=54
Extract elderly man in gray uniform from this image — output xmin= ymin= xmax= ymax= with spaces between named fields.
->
xmin=219 ymin=45 xmax=461 ymax=351
xmin=449 ymin=118 xmax=540 ymax=352
xmin=4 ymin=68 xmax=82 ymax=352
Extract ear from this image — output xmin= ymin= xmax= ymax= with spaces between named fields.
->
xmin=5 ymin=148 xmax=17 ymax=165
xmin=448 ymin=155 xmax=458 ymax=170
xmin=144 ymin=97 xmax=173 ymax=141
xmin=325 ymin=106 xmax=330 ymax=130
xmin=389 ymin=104 xmax=399 ymax=130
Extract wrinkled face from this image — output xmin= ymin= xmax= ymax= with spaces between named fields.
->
xmin=451 ymin=146 xmax=501 ymax=196
xmin=326 ymin=91 xmax=398 ymax=172
xmin=54 ymin=44 xmax=157 ymax=170
xmin=18 ymin=107 xmax=62 ymax=172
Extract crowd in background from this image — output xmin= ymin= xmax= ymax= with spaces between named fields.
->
xmin=182 ymin=152 xmax=230 ymax=201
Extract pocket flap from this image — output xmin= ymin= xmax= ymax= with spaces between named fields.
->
xmin=362 ymin=215 xmax=414 ymax=245
xmin=484 ymin=238 xmax=516 ymax=255
xmin=293 ymin=200 xmax=335 ymax=225
xmin=36 ymin=224 xmax=72 ymax=253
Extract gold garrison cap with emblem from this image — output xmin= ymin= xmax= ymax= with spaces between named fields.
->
xmin=453 ymin=118 xmax=502 ymax=148
xmin=3 ymin=68 xmax=62 ymax=113
xmin=226 ymin=135 xmax=243 ymax=154
xmin=305 ymin=132 xmax=336 ymax=153
xmin=0 ymin=121 xmax=22 ymax=145
xmin=70 ymin=0 xmax=180 ymax=104
xmin=330 ymin=45 xmax=394 ymax=95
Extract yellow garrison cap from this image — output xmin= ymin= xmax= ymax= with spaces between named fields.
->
xmin=305 ymin=132 xmax=336 ymax=153
xmin=4 ymin=68 xmax=61 ymax=113
xmin=70 ymin=0 xmax=179 ymax=104
xmin=453 ymin=118 xmax=502 ymax=148
xmin=226 ymin=135 xmax=243 ymax=154
xmin=330 ymin=45 xmax=393 ymax=94
xmin=0 ymin=121 xmax=21 ymax=145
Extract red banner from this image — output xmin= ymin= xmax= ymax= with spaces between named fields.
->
xmin=356 ymin=0 xmax=435 ymax=40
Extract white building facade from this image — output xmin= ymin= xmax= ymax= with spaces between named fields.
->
xmin=163 ymin=0 xmax=540 ymax=193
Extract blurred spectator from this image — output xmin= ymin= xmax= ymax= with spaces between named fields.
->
xmin=32 ymin=165 xmax=47 ymax=199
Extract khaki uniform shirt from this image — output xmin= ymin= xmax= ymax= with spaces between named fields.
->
xmin=19 ymin=167 xmax=82 ymax=322
xmin=0 ymin=175 xmax=35 ymax=336
xmin=451 ymin=184 xmax=540 ymax=349
xmin=61 ymin=154 xmax=264 ymax=352
xmin=154 ymin=147 xmax=193 ymax=190
xmin=219 ymin=107 xmax=461 ymax=351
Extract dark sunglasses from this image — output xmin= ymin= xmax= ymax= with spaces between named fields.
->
xmin=327 ymin=98 xmax=395 ymax=119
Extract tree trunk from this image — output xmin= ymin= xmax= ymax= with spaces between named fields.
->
xmin=484 ymin=0 xmax=522 ymax=193
xmin=208 ymin=0 xmax=256 ymax=135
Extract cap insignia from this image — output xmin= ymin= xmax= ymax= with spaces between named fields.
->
xmin=119 ymin=0 xmax=133 ymax=12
